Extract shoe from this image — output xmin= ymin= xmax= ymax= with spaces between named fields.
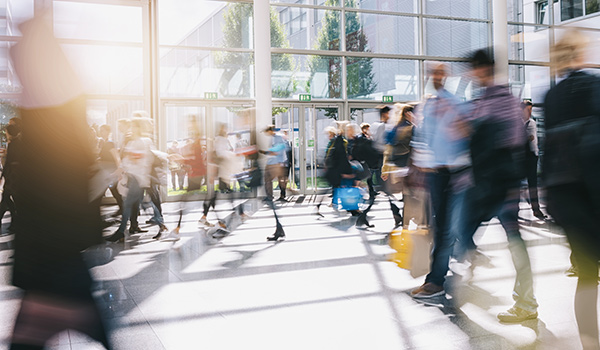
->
xmin=106 ymin=231 xmax=125 ymax=243
xmin=411 ymin=283 xmax=445 ymax=299
xmin=497 ymin=307 xmax=538 ymax=323
xmin=314 ymin=211 xmax=325 ymax=218
xmin=277 ymin=197 xmax=288 ymax=202
xmin=565 ymin=265 xmax=578 ymax=277
xmin=267 ymin=227 xmax=285 ymax=241
xmin=212 ymin=229 xmax=228 ymax=239
xmin=240 ymin=213 xmax=250 ymax=222
xmin=356 ymin=217 xmax=374 ymax=228
xmin=161 ymin=227 xmax=180 ymax=241
xmin=349 ymin=210 xmax=362 ymax=217
xmin=393 ymin=214 xmax=403 ymax=228
xmin=533 ymin=211 xmax=547 ymax=220
xmin=199 ymin=217 xmax=215 ymax=227
xmin=218 ymin=221 xmax=229 ymax=231
xmin=152 ymin=225 xmax=168 ymax=240
xmin=129 ymin=226 xmax=148 ymax=234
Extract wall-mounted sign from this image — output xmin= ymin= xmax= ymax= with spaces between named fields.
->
xmin=382 ymin=95 xmax=393 ymax=103
xmin=308 ymin=139 xmax=314 ymax=148
xmin=299 ymin=94 xmax=312 ymax=102
xmin=204 ymin=92 xmax=218 ymax=100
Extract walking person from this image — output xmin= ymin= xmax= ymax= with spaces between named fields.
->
xmin=521 ymin=100 xmax=546 ymax=220
xmin=410 ymin=63 xmax=472 ymax=299
xmin=370 ymin=106 xmax=392 ymax=192
xmin=460 ymin=50 xmax=538 ymax=322
xmin=0 ymin=123 xmax=21 ymax=234
xmin=261 ymin=125 xmax=288 ymax=241
xmin=543 ymin=29 xmax=600 ymax=349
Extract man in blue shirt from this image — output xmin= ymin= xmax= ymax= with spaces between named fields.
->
xmin=411 ymin=63 xmax=472 ymax=299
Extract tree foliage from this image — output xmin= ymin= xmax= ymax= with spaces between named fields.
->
xmin=217 ymin=3 xmax=297 ymax=115
xmin=307 ymin=0 xmax=376 ymax=102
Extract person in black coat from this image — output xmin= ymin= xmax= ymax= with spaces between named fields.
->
xmin=8 ymin=16 xmax=110 ymax=349
xmin=543 ymin=29 xmax=600 ymax=350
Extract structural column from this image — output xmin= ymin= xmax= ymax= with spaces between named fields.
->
xmin=492 ymin=0 xmax=509 ymax=84
xmin=254 ymin=0 xmax=272 ymax=149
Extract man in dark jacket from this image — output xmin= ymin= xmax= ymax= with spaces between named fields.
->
xmin=461 ymin=49 xmax=538 ymax=323
xmin=352 ymin=123 xmax=379 ymax=197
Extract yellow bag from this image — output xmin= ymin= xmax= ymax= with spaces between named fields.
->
xmin=390 ymin=228 xmax=432 ymax=278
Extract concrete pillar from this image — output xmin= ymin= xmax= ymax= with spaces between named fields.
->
xmin=493 ymin=0 xmax=509 ymax=85
xmin=254 ymin=0 xmax=272 ymax=149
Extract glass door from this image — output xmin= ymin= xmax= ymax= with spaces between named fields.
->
xmin=273 ymin=103 xmax=341 ymax=195
xmin=161 ymin=101 xmax=254 ymax=200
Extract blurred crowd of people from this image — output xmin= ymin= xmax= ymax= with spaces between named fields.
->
xmin=2 ymin=12 xmax=600 ymax=350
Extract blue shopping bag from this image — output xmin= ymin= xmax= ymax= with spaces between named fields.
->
xmin=336 ymin=187 xmax=362 ymax=211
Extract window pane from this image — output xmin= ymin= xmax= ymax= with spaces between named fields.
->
xmin=272 ymin=54 xmax=342 ymax=99
xmin=53 ymin=1 xmax=142 ymax=43
xmin=425 ymin=0 xmax=488 ymax=19
xmin=160 ymin=48 xmax=253 ymax=98
xmin=345 ymin=12 xmax=417 ymax=55
xmin=62 ymin=45 xmax=143 ymax=95
xmin=507 ymin=0 xmax=539 ymax=23
xmin=425 ymin=19 xmax=489 ymax=57
xmin=87 ymin=99 xmax=146 ymax=140
xmin=508 ymin=25 xmax=550 ymax=62
xmin=1 ymin=0 xmax=34 ymax=36
xmin=272 ymin=0 xmax=341 ymax=6
xmin=347 ymin=58 xmax=418 ymax=101
xmin=344 ymin=0 xmax=415 ymax=13
xmin=159 ymin=1 xmax=253 ymax=48
xmin=587 ymin=0 xmax=600 ymax=14
xmin=272 ymin=7 xmax=341 ymax=51
xmin=561 ymin=0 xmax=584 ymax=21
xmin=508 ymin=65 xmax=550 ymax=104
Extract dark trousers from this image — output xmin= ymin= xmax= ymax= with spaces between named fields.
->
xmin=0 ymin=189 xmax=16 ymax=227
xmin=108 ymin=181 xmax=123 ymax=214
xmin=525 ymin=152 xmax=541 ymax=212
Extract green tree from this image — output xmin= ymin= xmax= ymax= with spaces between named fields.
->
xmin=217 ymin=3 xmax=296 ymax=115
xmin=307 ymin=0 xmax=376 ymax=102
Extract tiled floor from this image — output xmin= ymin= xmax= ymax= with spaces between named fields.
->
xmin=0 ymin=192 xmax=586 ymax=350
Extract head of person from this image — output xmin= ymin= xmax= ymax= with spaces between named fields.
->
xmin=171 ymin=140 xmax=179 ymax=148
xmin=551 ymin=28 xmax=589 ymax=76
xmin=396 ymin=104 xmax=414 ymax=125
xmin=378 ymin=105 xmax=391 ymax=123
xmin=469 ymin=49 xmax=495 ymax=87
xmin=6 ymin=124 xmax=20 ymax=141
xmin=360 ymin=122 xmax=370 ymax=136
xmin=263 ymin=125 xmax=276 ymax=136
xmin=8 ymin=117 xmax=21 ymax=128
xmin=130 ymin=118 xmax=151 ymax=138
xmin=99 ymin=124 xmax=111 ymax=140
xmin=345 ymin=123 xmax=359 ymax=139
xmin=520 ymin=100 xmax=533 ymax=121
xmin=324 ymin=126 xmax=338 ymax=140
xmin=429 ymin=63 xmax=448 ymax=91
xmin=282 ymin=129 xmax=289 ymax=140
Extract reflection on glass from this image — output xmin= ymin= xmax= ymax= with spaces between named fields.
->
xmin=508 ymin=25 xmax=550 ymax=62
xmin=508 ymin=65 xmax=550 ymax=104
xmin=350 ymin=107 xmax=380 ymax=125
xmin=425 ymin=0 xmax=488 ymax=19
xmin=347 ymin=58 xmax=418 ymax=101
xmin=273 ymin=106 xmax=299 ymax=190
xmin=62 ymin=45 xmax=143 ymax=95
xmin=272 ymin=0 xmax=341 ymax=6
xmin=159 ymin=1 xmax=253 ymax=47
xmin=345 ymin=12 xmax=417 ymax=55
xmin=53 ymin=1 xmax=142 ymax=43
xmin=344 ymin=0 xmax=415 ymax=13
xmin=273 ymin=6 xmax=341 ymax=51
xmin=272 ymin=54 xmax=342 ymax=99
xmin=160 ymin=49 xmax=253 ymax=98
xmin=425 ymin=19 xmax=489 ymax=58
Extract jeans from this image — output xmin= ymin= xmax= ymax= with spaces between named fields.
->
xmin=116 ymin=175 xmax=144 ymax=234
xmin=463 ymin=181 xmax=538 ymax=312
xmin=425 ymin=170 xmax=466 ymax=287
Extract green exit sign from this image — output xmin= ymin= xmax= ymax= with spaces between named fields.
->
xmin=299 ymin=94 xmax=312 ymax=102
xmin=204 ymin=92 xmax=218 ymax=100
xmin=308 ymin=139 xmax=314 ymax=147
xmin=382 ymin=96 xmax=393 ymax=103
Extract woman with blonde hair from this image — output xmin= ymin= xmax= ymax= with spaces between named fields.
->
xmin=543 ymin=29 xmax=600 ymax=350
